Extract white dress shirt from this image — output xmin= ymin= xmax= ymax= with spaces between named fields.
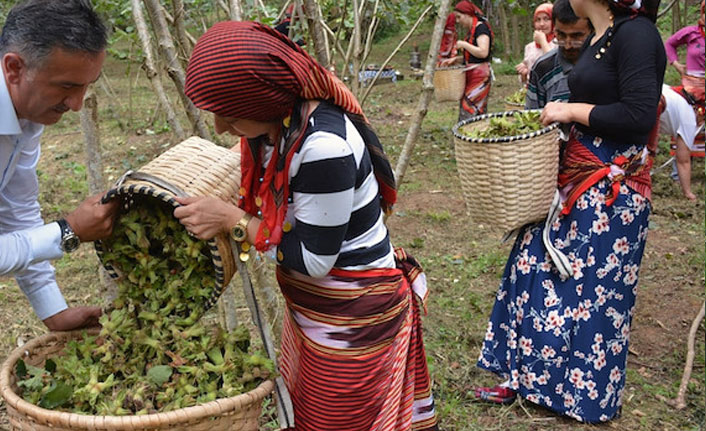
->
xmin=0 ymin=70 xmax=67 ymax=320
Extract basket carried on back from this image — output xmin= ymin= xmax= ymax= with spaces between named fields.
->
xmin=95 ymin=136 xmax=241 ymax=313
xmin=0 ymin=330 xmax=274 ymax=431
xmin=452 ymin=110 xmax=560 ymax=233
xmin=433 ymin=66 xmax=466 ymax=102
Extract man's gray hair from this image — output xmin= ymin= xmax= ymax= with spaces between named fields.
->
xmin=0 ymin=0 xmax=108 ymax=68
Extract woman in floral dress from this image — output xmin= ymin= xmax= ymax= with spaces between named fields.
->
xmin=475 ymin=0 xmax=665 ymax=423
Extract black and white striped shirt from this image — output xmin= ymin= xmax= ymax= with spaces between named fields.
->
xmin=275 ymin=102 xmax=395 ymax=277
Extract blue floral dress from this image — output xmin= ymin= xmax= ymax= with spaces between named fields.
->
xmin=477 ymin=132 xmax=651 ymax=423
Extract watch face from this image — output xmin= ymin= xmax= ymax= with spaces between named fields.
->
xmin=62 ymin=234 xmax=81 ymax=252
xmin=231 ymin=226 xmax=247 ymax=242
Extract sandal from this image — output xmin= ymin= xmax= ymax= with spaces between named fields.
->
xmin=474 ymin=385 xmax=517 ymax=405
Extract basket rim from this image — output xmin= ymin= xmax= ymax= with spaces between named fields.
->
xmin=452 ymin=109 xmax=558 ymax=143
xmin=433 ymin=64 xmax=474 ymax=72
xmin=94 ymin=180 xmax=232 ymax=314
xmin=0 ymin=330 xmax=275 ymax=429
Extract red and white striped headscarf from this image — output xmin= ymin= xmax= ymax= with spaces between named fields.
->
xmin=185 ymin=21 xmax=362 ymax=122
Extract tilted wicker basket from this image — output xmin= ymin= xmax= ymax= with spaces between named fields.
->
xmin=0 ymin=330 xmax=274 ymax=431
xmin=95 ymin=136 xmax=241 ymax=313
xmin=452 ymin=110 xmax=560 ymax=233
xmin=433 ymin=66 xmax=466 ymax=102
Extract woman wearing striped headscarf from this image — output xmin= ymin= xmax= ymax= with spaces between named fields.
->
xmin=174 ymin=21 xmax=437 ymax=431
xmin=476 ymin=0 xmax=665 ymax=423
xmin=439 ymin=0 xmax=494 ymax=120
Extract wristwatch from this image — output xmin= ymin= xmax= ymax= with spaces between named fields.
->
xmin=56 ymin=218 xmax=80 ymax=253
xmin=230 ymin=213 xmax=253 ymax=243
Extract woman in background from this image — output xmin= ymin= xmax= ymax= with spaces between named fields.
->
xmin=176 ymin=21 xmax=438 ymax=431
xmin=662 ymin=0 xmax=704 ymax=200
xmin=476 ymin=0 xmax=665 ymax=423
xmin=439 ymin=0 xmax=493 ymax=120
xmin=516 ymin=3 xmax=557 ymax=84
xmin=438 ymin=13 xmax=457 ymax=61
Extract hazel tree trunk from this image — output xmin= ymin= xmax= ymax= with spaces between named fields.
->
xmin=171 ymin=0 xmax=192 ymax=67
xmin=143 ymin=0 xmax=211 ymax=140
xmin=499 ymin=2 xmax=511 ymax=56
xmin=393 ymin=0 xmax=452 ymax=188
xmin=350 ymin=0 xmax=362 ymax=97
xmin=80 ymin=89 xmax=103 ymax=195
xmin=303 ymin=0 xmax=330 ymax=66
xmin=131 ymin=0 xmax=186 ymax=140
xmin=361 ymin=0 xmax=381 ymax=68
xmin=228 ymin=0 xmax=243 ymax=20
xmin=511 ymin=11 xmax=520 ymax=58
xmin=79 ymin=88 xmax=118 ymax=298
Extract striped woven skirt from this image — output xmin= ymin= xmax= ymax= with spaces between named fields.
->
xmin=459 ymin=62 xmax=491 ymax=121
xmin=277 ymin=249 xmax=438 ymax=431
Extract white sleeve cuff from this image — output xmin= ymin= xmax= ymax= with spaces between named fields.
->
xmin=28 ymin=222 xmax=63 ymax=264
xmin=25 ymin=281 xmax=68 ymax=320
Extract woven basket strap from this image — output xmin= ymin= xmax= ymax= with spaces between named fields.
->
xmin=231 ymin=240 xmax=295 ymax=428
xmin=542 ymin=189 xmax=573 ymax=279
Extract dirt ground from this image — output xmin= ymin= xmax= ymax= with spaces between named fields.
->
xmin=0 ymin=40 xmax=704 ymax=431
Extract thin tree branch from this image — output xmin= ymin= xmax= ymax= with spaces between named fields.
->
xmin=360 ymin=4 xmax=434 ymax=105
xmin=392 ymin=0 xmax=451 ymax=188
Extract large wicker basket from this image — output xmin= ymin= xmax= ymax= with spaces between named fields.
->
xmin=452 ymin=110 xmax=560 ymax=233
xmin=433 ymin=66 xmax=466 ymax=102
xmin=0 ymin=330 xmax=274 ymax=431
xmin=95 ymin=136 xmax=241 ymax=312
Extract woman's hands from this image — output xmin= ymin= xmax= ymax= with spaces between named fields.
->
xmin=439 ymin=56 xmax=459 ymax=67
xmin=540 ymin=101 xmax=594 ymax=127
xmin=515 ymin=62 xmax=529 ymax=83
xmin=173 ymin=196 xmax=242 ymax=240
xmin=533 ymin=30 xmax=552 ymax=52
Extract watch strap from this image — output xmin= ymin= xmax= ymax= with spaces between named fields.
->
xmin=56 ymin=218 xmax=71 ymax=236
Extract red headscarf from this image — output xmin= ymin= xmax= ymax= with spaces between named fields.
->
xmin=454 ymin=0 xmax=482 ymax=16
xmin=699 ymin=0 xmax=705 ymax=37
xmin=533 ymin=3 xmax=555 ymax=47
xmin=439 ymin=13 xmax=457 ymax=59
xmin=185 ymin=21 xmax=397 ymax=251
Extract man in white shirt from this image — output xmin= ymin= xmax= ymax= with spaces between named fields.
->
xmin=1 ymin=0 xmax=118 ymax=331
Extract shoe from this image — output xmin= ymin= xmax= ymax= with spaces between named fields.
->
xmin=474 ymin=385 xmax=517 ymax=405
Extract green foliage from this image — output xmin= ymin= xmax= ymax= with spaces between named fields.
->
xmin=461 ymin=111 xmax=543 ymax=139
xmin=15 ymin=199 xmax=273 ymax=415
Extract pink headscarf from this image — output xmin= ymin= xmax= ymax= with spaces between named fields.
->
xmin=533 ymin=3 xmax=554 ymax=47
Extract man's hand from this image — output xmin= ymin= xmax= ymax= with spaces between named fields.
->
xmin=65 ymin=192 xmax=119 ymax=242
xmin=43 ymin=306 xmax=101 ymax=331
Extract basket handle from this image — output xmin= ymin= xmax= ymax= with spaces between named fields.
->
xmin=101 ymin=170 xmax=189 ymax=204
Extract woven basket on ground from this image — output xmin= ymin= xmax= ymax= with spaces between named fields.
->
xmin=95 ymin=136 xmax=241 ymax=313
xmin=433 ymin=66 xmax=466 ymax=102
xmin=0 ymin=330 xmax=274 ymax=431
xmin=452 ymin=110 xmax=560 ymax=233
